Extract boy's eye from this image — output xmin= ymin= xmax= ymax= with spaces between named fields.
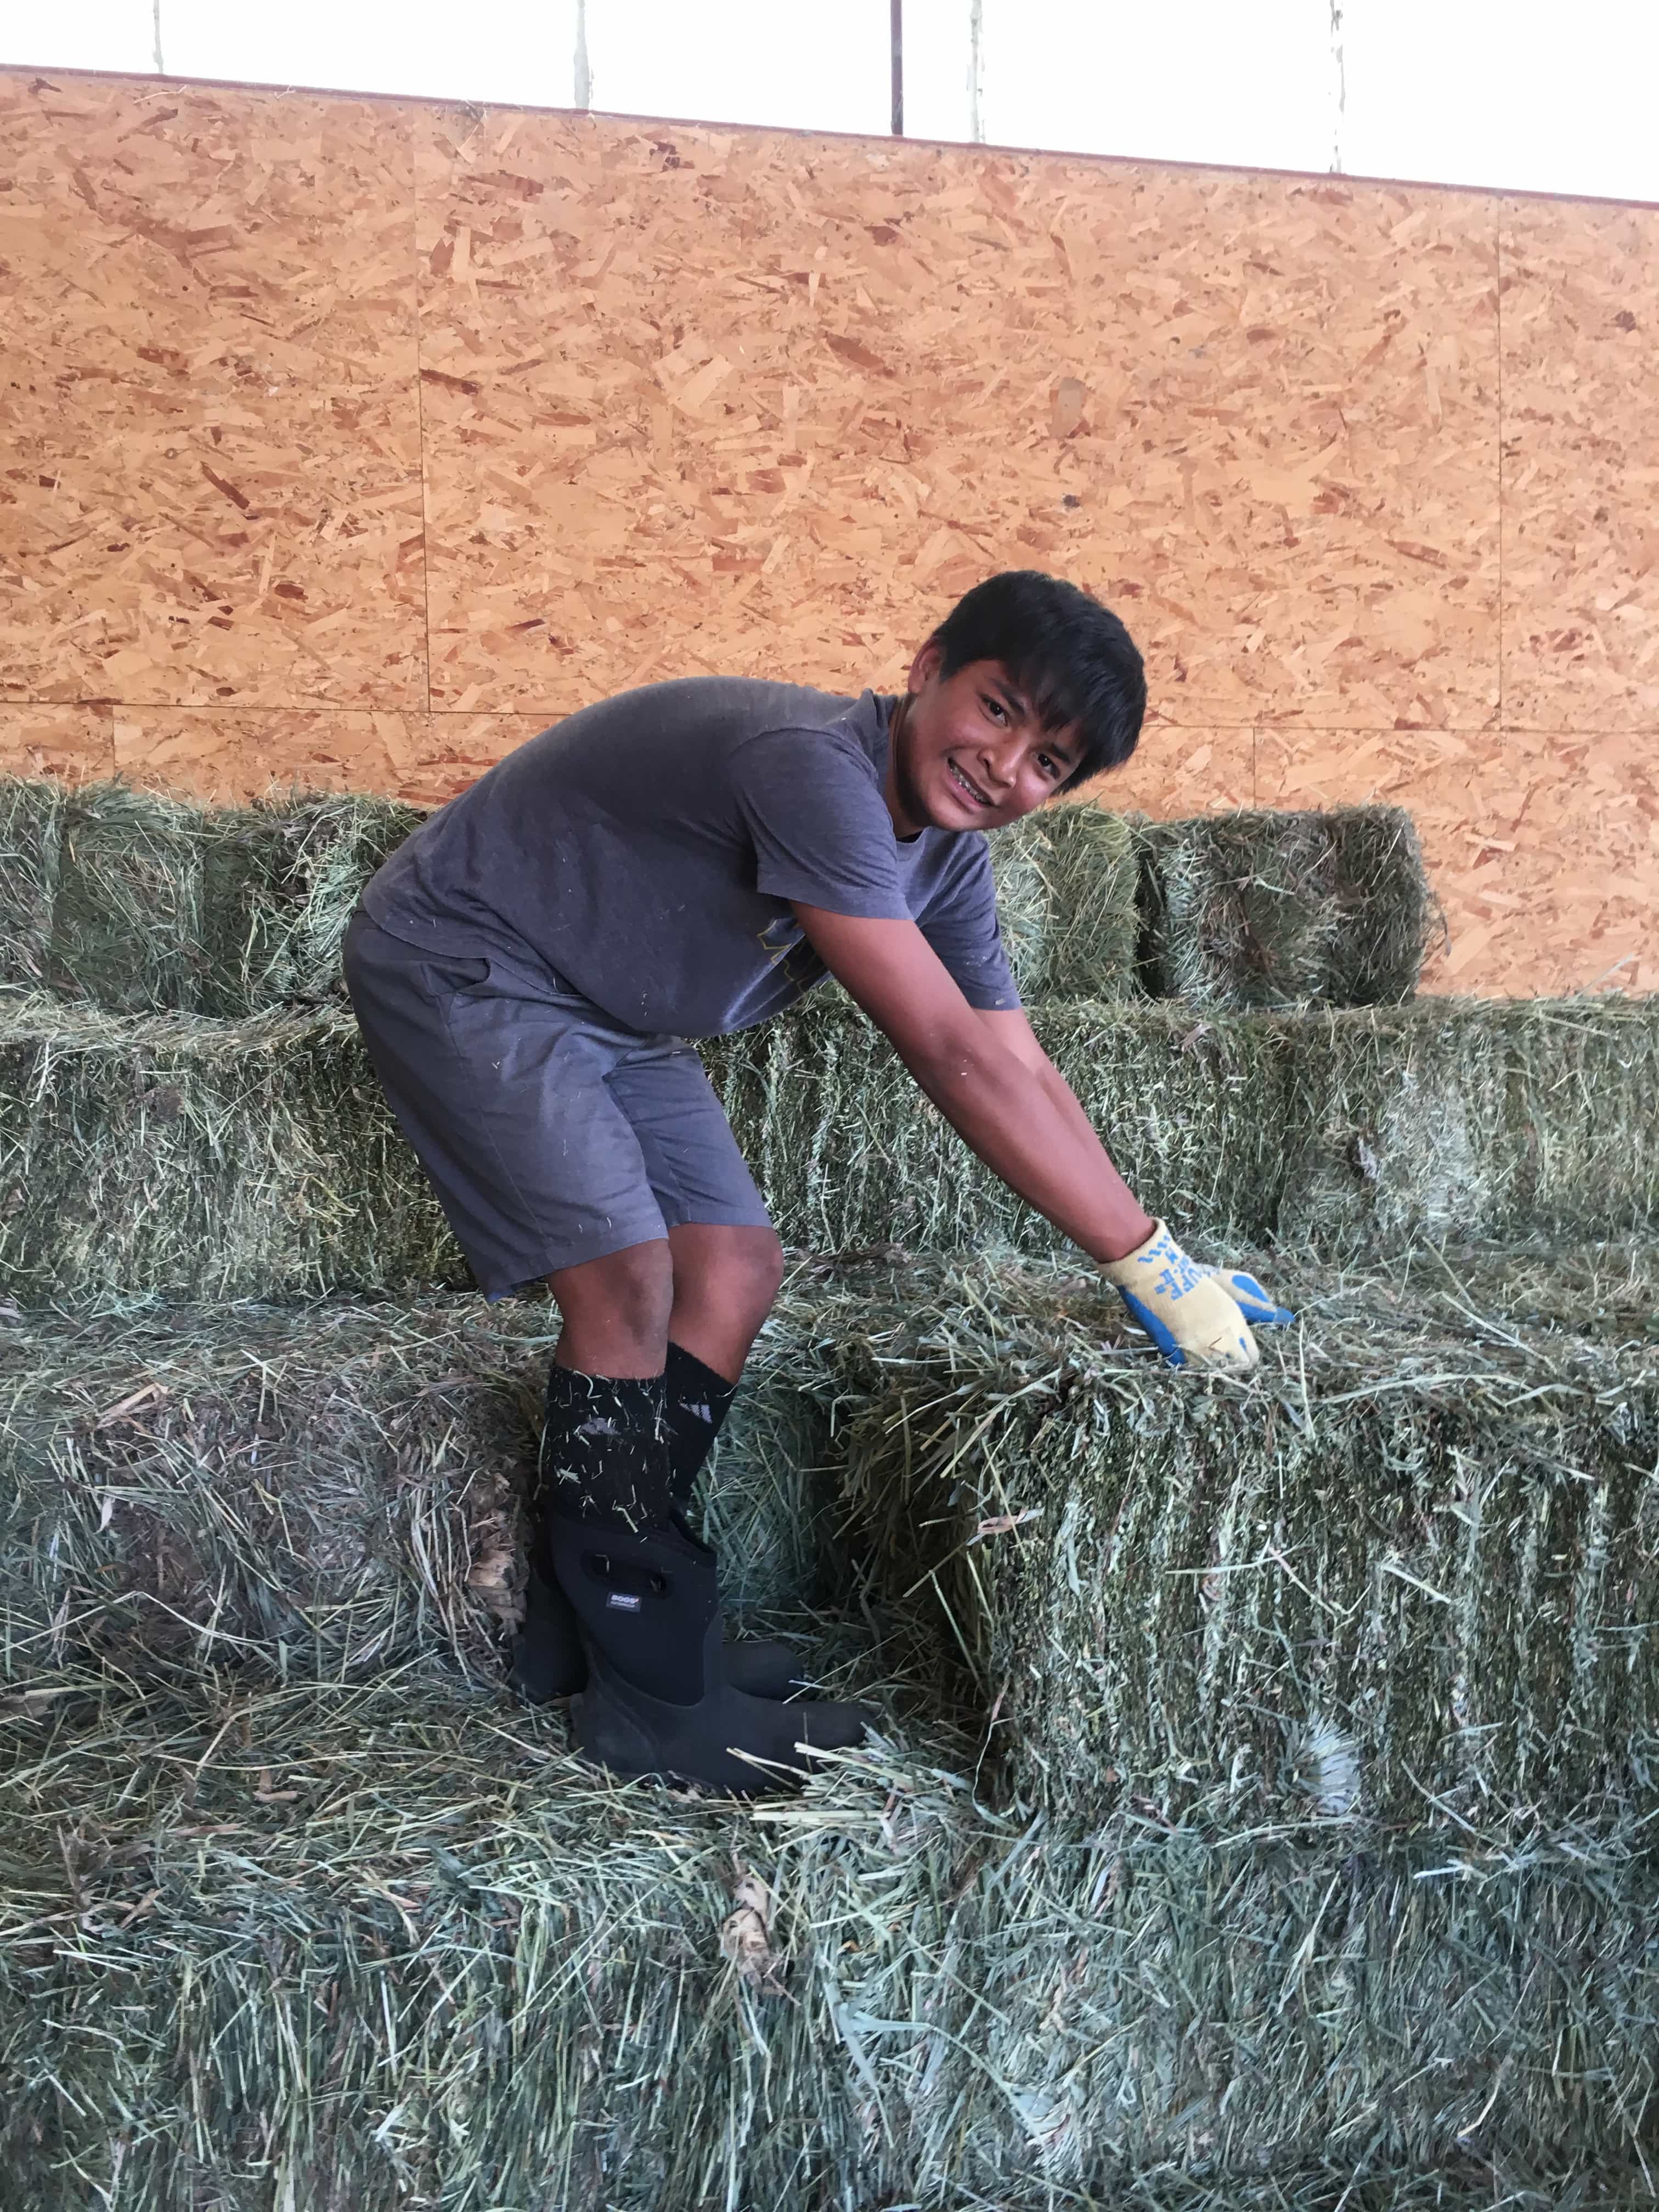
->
xmin=982 ymin=696 xmax=1008 ymax=724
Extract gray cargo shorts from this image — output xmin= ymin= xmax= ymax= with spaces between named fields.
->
xmin=343 ymin=910 xmax=772 ymax=1297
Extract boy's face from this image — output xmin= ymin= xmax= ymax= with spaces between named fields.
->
xmin=886 ymin=642 xmax=1082 ymax=837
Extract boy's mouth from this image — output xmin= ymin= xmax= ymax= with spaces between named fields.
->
xmin=947 ymin=756 xmax=993 ymax=808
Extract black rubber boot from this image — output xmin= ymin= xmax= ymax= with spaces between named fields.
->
xmin=510 ymin=1563 xmax=806 ymax=1705
xmin=511 ymin=1347 xmax=804 ymax=1705
xmin=546 ymin=1509 xmax=870 ymax=1795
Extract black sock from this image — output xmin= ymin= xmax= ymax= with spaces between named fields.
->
xmin=539 ymin=1365 xmax=672 ymax=1535
xmin=663 ymin=1340 xmax=740 ymax=1514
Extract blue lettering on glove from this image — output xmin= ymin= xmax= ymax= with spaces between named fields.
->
xmin=1221 ymin=1272 xmax=1296 ymax=1328
xmin=1116 ymin=1287 xmax=1186 ymax=1368
xmin=1143 ymin=1230 xmax=1205 ymax=1299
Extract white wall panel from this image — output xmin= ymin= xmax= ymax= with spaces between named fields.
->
xmin=5 ymin=0 xmax=1658 ymax=207
xmin=161 ymin=0 xmax=582 ymax=109
xmin=978 ymin=0 xmax=1335 ymax=174
xmin=3 ymin=0 xmax=156 ymax=75
xmin=584 ymin=0 xmax=891 ymax=137
xmin=900 ymin=0 xmax=978 ymax=143
xmin=1342 ymin=0 xmax=1659 ymax=202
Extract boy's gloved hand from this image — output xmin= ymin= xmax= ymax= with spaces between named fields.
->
xmin=1102 ymin=1221 xmax=1295 ymax=1373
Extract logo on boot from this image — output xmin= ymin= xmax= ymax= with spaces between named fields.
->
xmin=606 ymin=1592 xmax=642 ymax=1612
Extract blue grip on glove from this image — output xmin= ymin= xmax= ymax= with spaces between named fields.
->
xmin=1116 ymin=1288 xmax=1186 ymax=1368
xmin=1215 ymin=1272 xmax=1296 ymax=1328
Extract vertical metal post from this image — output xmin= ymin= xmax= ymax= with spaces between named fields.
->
xmin=574 ymin=0 xmax=592 ymax=110
xmin=891 ymin=0 xmax=904 ymax=134
xmin=968 ymin=0 xmax=985 ymax=142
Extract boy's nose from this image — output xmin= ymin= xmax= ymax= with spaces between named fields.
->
xmin=976 ymin=741 xmax=1020 ymax=793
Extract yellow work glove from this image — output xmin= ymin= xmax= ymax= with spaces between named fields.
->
xmin=1103 ymin=1222 xmax=1295 ymax=1373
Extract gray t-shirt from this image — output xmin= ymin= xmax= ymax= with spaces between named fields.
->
xmin=360 ymin=677 xmax=1020 ymax=1037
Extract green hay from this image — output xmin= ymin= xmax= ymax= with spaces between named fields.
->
xmin=45 ymin=785 xmax=210 ymax=1015
xmin=9 ymin=1248 xmax=1654 ymax=1841
xmin=813 ymin=1247 xmax=1659 ymax=1838
xmin=694 ymin=1346 xmax=839 ymax=1619
xmin=0 ymin=1297 xmax=536 ymax=1687
xmin=0 ymin=1290 xmax=841 ymax=1691
xmin=707 ymin=995 xmax=1659 ymax=1265
xmin=1138 ymin=806 xmax=1440 ymax=1009
xmin=36 ymin=781 xmax=423 ymax=1018
xmin=3 ymin=775 xmax=1440 ymax=1023
xmin=196 ymin=791 xmax=425 ymax=1017
xmin=989 ymin=802 xmax=1140 ymax=1001
xmin=0 ymin=1000 xmax=458 ymax=1301
xmin=0 ymin=778 xmax=66 ymax=997
xmin=1 ymin=1671 xmax=1653 ymax=2207
xmin=1277 ymin=996 xmax=1659 ymax=1254
xmin=5 ymin=995 xmax=1659 ymax=1304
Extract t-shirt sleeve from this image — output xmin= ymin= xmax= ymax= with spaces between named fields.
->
xmin=731 ymin=726 xmax=913 ymax=919
xmin=917 ymin=836 xmax=1023 ymax=1012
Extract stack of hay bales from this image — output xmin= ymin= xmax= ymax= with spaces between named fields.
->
xmin=1 ymin=771 xmax=1655 ymax=2207
xmin=1 ymin=779 xmax=420 ymax=1014
xmin=6 ymin=1663 xmax=1654 ymax=2208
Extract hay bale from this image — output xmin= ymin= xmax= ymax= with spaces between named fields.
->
xmin=196 ymin=792 xmax=424 ymax=1017
xmin=820 ymin=1249 xmax=1659 ymax=1837
xmin=3 ymin=774 xmax=1443 ymax=1020
xmin=990 ymin=801 xmax=1140 ymax=1000
xmin=702 ymin=998 xmax=1294 ymax=1259
xmin=706 ymin=995 xmax=1659 ymax=1265
xmin=0 ymin=1296 xmax=536 ymax=1685
xmin=6 ymin=994 xmax=1659 ymax=1304
xmin=0 ymin=1000 xmax=463 ymax=1301
xmin=0 ymin=778 xmax=66 ymax=998
xmin=0 ymin=1288 xmax=842 ymax=1689
xmin=0 ymin=776 xmax=421 ymax=1017
xmin=0 ymin=1295 xmax=840 ymax=1679
xmin=1138 ymin=806 xmax=1439 ymax=1009
xmin=7 ymin=772 xmax=1141 ymax=1018
xmin=46 ymin=785 xmax=210 ymax=1014
xmin=0 ymin=1671 xmax=1651 ymax=2204
xmin=1278 ymin=996 xmax=1659 ymax=1254
xmin=28 ymin=780 xmax=421 ymax=1017
xmin=694 ymin=1346 xmax=839 ymax=1619
xmin=8 ymin=1246 xmax=1652 ymax=1836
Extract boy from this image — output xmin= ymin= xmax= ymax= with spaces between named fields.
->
xmin=345 ymin=571 xmax=1291 ymax=1795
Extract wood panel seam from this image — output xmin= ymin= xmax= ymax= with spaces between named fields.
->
xmin=411 ymin=111 xmax=435 ymax=718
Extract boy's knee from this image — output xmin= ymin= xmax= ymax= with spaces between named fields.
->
xmin=668 ymin=1223 xmax=785 ymax=1332
xmin=550 ymin=1240 xmax=675 ymax=1374
xmin=605 ymin=1246 xmax=676 ymax=1333
xmin=713 ymin=1227 xmax=786 ymax=1322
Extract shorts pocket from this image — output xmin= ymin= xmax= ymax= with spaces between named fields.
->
xmin=420 ymin=953 xmax=493 ymax=1001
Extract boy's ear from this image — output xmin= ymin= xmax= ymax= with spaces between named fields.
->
xmin=907 ymin=639 xmax=944 ymax=693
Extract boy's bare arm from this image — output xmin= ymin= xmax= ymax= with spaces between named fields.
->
xmin=792 ymin=905 xmax=1154 ymax=1265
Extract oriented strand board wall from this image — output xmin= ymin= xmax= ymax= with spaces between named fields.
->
xmin=2 ymin=71 xmax=1655 ymax=996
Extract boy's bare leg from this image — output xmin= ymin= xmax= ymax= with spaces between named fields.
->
xmin=544 ymin=1224 xmax=783 ymax=1382
xmin=664 ymin=1223 xmax=786 ymax=1381
xmin=545 ymin=1240 xmax=674 ymax=1376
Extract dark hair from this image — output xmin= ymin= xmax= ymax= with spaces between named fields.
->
xmin=928 ymin=570 xmax=1146 ymax=788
